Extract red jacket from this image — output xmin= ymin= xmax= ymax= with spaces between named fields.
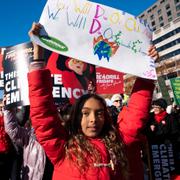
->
xmin=28 ymin=69 xmax=154 ymax=180
xmin=0 ymin=116 xmax=12 ymax=153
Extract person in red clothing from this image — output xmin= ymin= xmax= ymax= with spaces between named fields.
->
xmin=144 ymin=98 xmax=180 ymax=179
xmin=28 ymin=23 xmax=159 ymax=180
xmin=146 ymin=98 xmax=179 ymax=144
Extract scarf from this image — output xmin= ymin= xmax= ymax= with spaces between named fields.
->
xmin=154 ymin=111 xmax=167 ymax=123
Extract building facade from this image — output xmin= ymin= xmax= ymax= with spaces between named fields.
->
xmin=139 ymin=0 xmax=180 ymax=31
xmin=125 ymin=0 xmax=180 ymax=102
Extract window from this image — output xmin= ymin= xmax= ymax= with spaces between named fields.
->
xmin=176 ymin=4 xmax=180 ymax=11
xmin=177 ymin=12 xmax=180 ymax=16
xmin=167 ymin=11 xmax=172 ymax=16
xmin=153 ymin=27 xmax=180 ymax=44
xmin=151 ymin=21 xmax=156 ymax=26
xmin=156 ymin=38 xmax=180 ymax=52
xmin=159 ymin=16 xmax=163 ymax=21
xmin=166 ymin=4 xmax=170 ymax=10
xmin=150 ymin=14 xmax=154 ymax=20
xmin=153 ymin=27 xmax=156 ymax=31
xmin=159 ymin=49 xmax=180 ymax=61
xmin=160 ymin=0 xmax=165 ymax=4
xmin=174 ymin=0 xmax=180 ymax=4
xmin=157 ymin=9 xmax=162 ymax=15
xmin=152 ymin=5 xmax=157 ymax=10
xmin=168 ymin=17 xmax=173 ymax=22
xmin=160 ymin=22 xmax=164 ymax=27
xmin=147 ymin=9 xmax=151 ymax=13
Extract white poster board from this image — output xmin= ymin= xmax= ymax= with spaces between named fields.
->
xmin=31 ymin=0 xmax=157 ymax=80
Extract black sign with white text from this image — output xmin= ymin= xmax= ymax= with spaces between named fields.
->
xmin=149 ymin=143 xmax=175 ymax=180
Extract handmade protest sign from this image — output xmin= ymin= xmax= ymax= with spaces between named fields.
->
xmin=31 ymin=0 xmax=156 ymax=80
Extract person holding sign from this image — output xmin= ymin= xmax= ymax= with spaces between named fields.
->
xmin=3 ymin=103 xmax=54 ymax=180
xmin=0 ymin=100 xmax=16 ymax=180
xmin=28 ymin=23 xmax=159 ymax=180
xmin=144 ymin=98 xmax=180 ymax=179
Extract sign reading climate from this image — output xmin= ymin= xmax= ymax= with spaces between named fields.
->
xmin=3 ymin=43 xmax=33 ymax=108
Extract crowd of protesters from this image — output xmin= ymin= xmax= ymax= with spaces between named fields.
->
xmin=0 ymin=22 xmax=179 ymax=180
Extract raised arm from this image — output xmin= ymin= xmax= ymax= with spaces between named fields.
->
xmin=118 ymin=78 xmax=155 ymax=144
xmin=118 ymin=45 xmax=158 ymax=144
xmin=28 ymin=23 xmax=67 ymax=165
xmin=4 ymin=108 xmax=30 ymax=147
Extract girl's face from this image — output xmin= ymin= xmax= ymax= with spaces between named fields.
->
xmin=81 ymin=98 xmax=105 ymax=138
xmin=68 ymin=59 xmax=85 ymax=75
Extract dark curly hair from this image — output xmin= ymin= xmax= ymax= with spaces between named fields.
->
xmin=65 ymin=94 xmax=129 ymax=179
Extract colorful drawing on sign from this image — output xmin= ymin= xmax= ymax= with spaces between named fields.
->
xmin=113 ymin=31 xmax=144 ymax=54
xmin=93 ymin=35 xmax=119 ymax=61
xmin=31 ymin=0 xmax=157 ymax=80
xmin=89 ymin=5 xmax=150 ymax=57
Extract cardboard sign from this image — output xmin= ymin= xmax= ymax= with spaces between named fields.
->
xmin=31 ymin=0 xmax=156 ymax=80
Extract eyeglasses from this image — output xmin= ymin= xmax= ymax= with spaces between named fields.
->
xmin=114 ymin=100 xmax=122 ymax=103
xmin=152 ymin=105 xmax=161 ymax=109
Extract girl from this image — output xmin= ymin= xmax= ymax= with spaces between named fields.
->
xmin=28 ymin=23 xmax=158 ymax=180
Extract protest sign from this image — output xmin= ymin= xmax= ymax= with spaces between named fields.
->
xmin=148 ymin=143 xmax=176 ymax=180
xmin=96 ymin=67 xmax=124 ymax=94
xmin=31 ymin=0 xmax=156 ymax=80
xmin=170 ymin=77 xmax=180 ymax=105
xmin=3 ymin=42 xmax=96 ymax=107
xmin=45 ymin=50 xmax=96 ymax=105
xmin=157 ymin=76 xmax=171 ymax=105
xmin=3 ymin=42 xmax=33 ymax=108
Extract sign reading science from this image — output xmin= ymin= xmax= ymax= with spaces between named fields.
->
xmin=31 ymin=0 xmax=157 ymax=80
xmin=96 ymin=67 xmax=124 ymax=94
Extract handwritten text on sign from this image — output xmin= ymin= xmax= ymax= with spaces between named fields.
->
xmin=31 ymin=0 xmax=157 ymax=80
